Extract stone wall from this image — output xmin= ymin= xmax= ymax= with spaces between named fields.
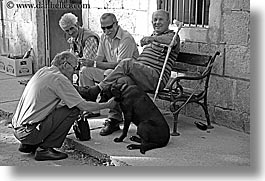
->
xmin=0 ymin=0 xmax=43 ymax=71
xmin=0 ymin=0 xmax=34 ymax=55
xmin=159 ymin=0 xmax=250 ymax=133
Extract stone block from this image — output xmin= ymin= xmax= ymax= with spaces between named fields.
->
xmin=242 ymin=113 xmax=250 ymax=134
xmin=186 ymin=103 xmax=207 ymax=121
xmin=139 ymin=0 xmax=149 ymax=10
xmin=208 ymin=76 xmax=234 ymax=109
xmin=233 ymin=79 xmax=250 ymax=113
xmin=180 ymin=41 xmax=199 ymax=53
xmin=88 ymin=9 xmax=105 ymax=33
xmin=135 ymin=11 xmax=149 ymax=35
xmin=123 ymin=0 xmax=140 ymax=10
xmin=104 ymin=0 xmax=123 ymax=9
xmin=198 ymin=43 xmax=224 ymax=75
xmin=89 ymin=0 xmax=104 ymax=8
xmin=225 ymin=45 xmax=250 ymax=79
xmin=115 ymin=10 xmax=137 ymax=34
xmin=223 ymin=0 xmax=250 ymax=11
xmin=213 ymin=106 xmax=244 ymax=132
xmin=223 ymin=11 xmax=250 ymax=46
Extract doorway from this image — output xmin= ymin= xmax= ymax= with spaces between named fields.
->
xmin=47 ymin=0 xmax=82 ymax=62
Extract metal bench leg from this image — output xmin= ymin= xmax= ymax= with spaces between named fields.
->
xmin=171 ymin=111 xmax=181 ymax=136
xmin=199 ymin=101 xmax=214 ymax=129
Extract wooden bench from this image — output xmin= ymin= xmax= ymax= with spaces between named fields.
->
xmin=153 ymin=51 xmax=220 ymax=136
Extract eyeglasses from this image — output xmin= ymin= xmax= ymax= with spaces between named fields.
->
xmin=101 ymin=22 xmax=116 ymax=31
xmin=65 ymin=62 xmax=79 ymax=71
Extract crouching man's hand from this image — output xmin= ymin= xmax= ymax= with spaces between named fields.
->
xmin=105 ymin=97 xmax=117 ymax=109
xmin=77 ymin=97 xmax=117 ymax=112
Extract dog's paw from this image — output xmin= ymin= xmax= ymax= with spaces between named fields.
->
xmin=140 ymin=149 xmax=146 ymax=154
xmin=114 ymin=137 xmax=123 ymax=142
xmin=129 ymin=136 xmax=136 ymax=141
xmin=127 ymin=144 xmax=134 ymax=150
xmin=129 ymin=136 xmax=141 ymax=143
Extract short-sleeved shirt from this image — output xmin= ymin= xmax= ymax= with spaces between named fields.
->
xmin=97 ymin=26 xmax=139 ymax=63
xmin=11 ymin=66 xmax=84 ymax=128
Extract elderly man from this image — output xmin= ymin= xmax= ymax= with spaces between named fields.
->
xmin=59 ymin=12 xmax=101 ymax=118
xmin=79 ymin=13 xmax=139 ymax=136
xmin=11 ymin=51 xmax=116 ymax=161
xmin=86 ymin=9 xmax=180 ymax=135
xmin=59 ymin=12 xmax=99 ymax=60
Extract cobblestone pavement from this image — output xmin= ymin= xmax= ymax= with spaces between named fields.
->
xmin=0 ymin=113 xmax=107 ymax=166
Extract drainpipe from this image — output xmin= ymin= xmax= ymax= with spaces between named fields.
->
xmin=0 ymin=0 xmax=6 ymax=53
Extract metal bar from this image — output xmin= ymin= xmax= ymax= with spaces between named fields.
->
xmin=202 ymin=0 xmax=205 ymax=27
xmin=165 ymin=0 xmax=168 ymax=11
xmin=0 ymin=0 xmax=6 ymax=53
xmin=189 ymin=0 xmax=192 ymax=26
xmin=170 ymin=0 xmax=174 ymax=22
xmin=182 ymin=0 xmax=185 ymax=23
xmin=176 ymin=0 xmax=179 ymax=20
xmin=195 ymin=0 xmax=198 ymax=26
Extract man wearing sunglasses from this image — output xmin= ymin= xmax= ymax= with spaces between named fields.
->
xmin=79 ymin=13 xmax=139 ymax=136
xmin=11 ymin=51 xmax=116 ymax=161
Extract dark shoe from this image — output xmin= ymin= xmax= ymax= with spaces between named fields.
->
xmin=83 ymin=112 xmax=101 ymax=118
xmin=194 ymin=121 xmax=208 ymax=131
xmin=99 ymin=118 xmax=121 ymax=136
xmin=34 ymin=148 xmax=68 ymax=161
xmin=18 ymin=143 xmax=38 ymax=153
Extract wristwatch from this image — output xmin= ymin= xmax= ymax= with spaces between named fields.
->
xmin=93 ymin=61 xmax=97 ymax=68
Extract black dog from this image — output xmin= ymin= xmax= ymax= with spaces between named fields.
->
xmin=105 ymin=83 xmax=170 ymax=154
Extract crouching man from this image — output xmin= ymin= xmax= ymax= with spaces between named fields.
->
xmin=11 ymin=51 xmax=116 ymax=161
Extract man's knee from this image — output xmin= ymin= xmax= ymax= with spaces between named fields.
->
xmin=79 ymin=66 xmax=90 ymax=77
xmin=116 ymin=76 xmax=135 ymax=85
xmin=70 ymin=107 xmax=80 ymax=117
xmin=119 ymin=58 xmax=135 ymax=66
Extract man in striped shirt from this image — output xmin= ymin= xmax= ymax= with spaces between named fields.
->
xmin=87 ymin=9 xmax=180 ymax=136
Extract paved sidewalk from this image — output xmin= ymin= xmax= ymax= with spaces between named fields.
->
xmin=0 ymin=72 xmax=250 ymax=166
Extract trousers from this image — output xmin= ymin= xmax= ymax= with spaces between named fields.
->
xmin=79 ymin=66 xmax=123 ymax=121
xmin=13 ymin=106 xmax=79 ymax=148
xmin=99 ymin=58 xmax=165 ymax=92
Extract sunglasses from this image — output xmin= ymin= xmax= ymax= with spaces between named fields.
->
xmin=101 ymin=22 xmax=116 ymax=30
xmin=65 ymin=62 xmax=80 ymax=71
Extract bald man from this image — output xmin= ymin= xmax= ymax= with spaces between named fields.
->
xmin=12 ymin=51 xmax=116 ymax=161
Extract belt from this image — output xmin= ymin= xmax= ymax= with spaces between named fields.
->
xmin=12 ymin=122 xmax=39 ymax=130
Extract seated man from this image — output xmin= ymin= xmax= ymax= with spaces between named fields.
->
xmin=11 ymin=51 xmax=116 ymax=161
xmin=85 ymin=9 xmax=180 ymax=135
xmin=79 ymin=13 xmax=139 ymax=136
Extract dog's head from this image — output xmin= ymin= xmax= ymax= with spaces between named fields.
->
xmin=110 ymin=82 xmax=128 ymax=102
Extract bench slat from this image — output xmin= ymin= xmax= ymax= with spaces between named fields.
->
xmin=175 ymin=52 xmax=212 ymax=67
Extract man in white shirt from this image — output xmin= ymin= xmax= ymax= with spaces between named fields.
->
xmin=12 ymin=51 xmax=116 ymax=161
xmin=79 ymin=13 xmax=139 ymax=136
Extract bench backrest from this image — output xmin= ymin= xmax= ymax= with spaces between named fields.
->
xmin=172 ymin=51 xmax=220 ymax=73
xmin=175 ymin=52 xmax=212 ymax=67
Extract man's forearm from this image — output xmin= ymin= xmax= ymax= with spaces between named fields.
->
xmin=77 ymin=100 xmax=110 ymax=112
xmin=95 ymin=61 xmax=118 ymax=70
xmin=153 ymin=33 xmax=174 ymax=45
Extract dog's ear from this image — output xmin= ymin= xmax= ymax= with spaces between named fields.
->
xmin=111 ymin=85 xmax=122 ymax=101
xmin=120 ymin=84 xmax=128 ymax=92
xmin=114 ymin=97 xmax=123 ymax=102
